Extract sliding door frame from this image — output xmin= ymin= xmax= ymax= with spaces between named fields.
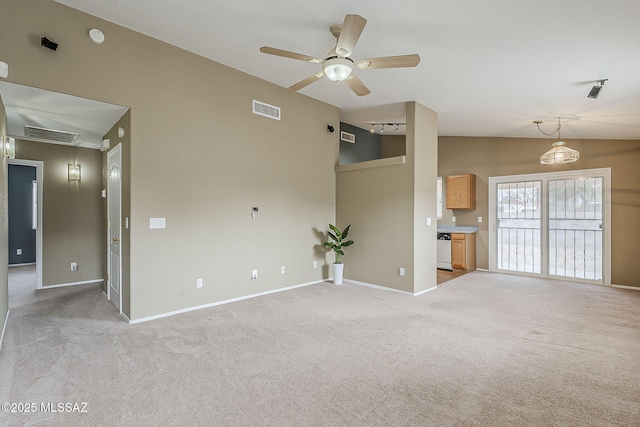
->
xmin=489 ymin=168 xmax=611 ymax=285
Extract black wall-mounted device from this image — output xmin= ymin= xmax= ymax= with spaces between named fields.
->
xmin=41 ymin=37 xmax=58 ymax=51
xmin=327 ymin=125 xmax=335 ymax=133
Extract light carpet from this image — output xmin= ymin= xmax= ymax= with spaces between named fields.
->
xmin=1 ymin=266 xmax=639 ymax=426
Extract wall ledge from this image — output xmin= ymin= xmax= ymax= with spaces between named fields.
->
xmin=335 ymin=155 xmax=405 ymax=173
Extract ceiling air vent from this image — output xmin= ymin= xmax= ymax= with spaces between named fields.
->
xmin=253 ymin=100 xmax=281 ymax=120
xmin=341 ymin=131 xmax=356 ymax=143
xmin=24 ymin=125 xmax=79 ymax=144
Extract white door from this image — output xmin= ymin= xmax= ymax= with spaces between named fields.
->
xmin=494 ymin=179 xmax=543 ymax=274
xmin=489 ymin=168 xmax=611 ymax=284
xmin=548 ymin=175 xmax=604 ymax=281
xmin=107 ymin=144 xmax=122 ymax=312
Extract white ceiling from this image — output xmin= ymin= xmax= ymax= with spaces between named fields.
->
xmin=0 ymin=81 xmax=128 ymax=149
xmin=23 ymin=1 xmax=640 ymax=140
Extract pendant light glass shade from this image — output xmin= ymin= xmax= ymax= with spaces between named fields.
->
xmin=539 ymin=141 xmax=580 ymax=165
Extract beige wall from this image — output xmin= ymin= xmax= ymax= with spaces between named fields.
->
xmin=438 ymin=136 xmax=640 ymax=287
xmin=15 ymin=140 xmax=104 ymax=287
xmin=0 ymin=94 xmax=8 ymax=339
xmin=381 ymin=135 xmax=406 ymax=158
xmin=409 ymin=102 xmax=438 ymax=293
xmin=0 ymin=0 xmax=338 ymax=320
xmin=336 ymin=102 xmax=437 ymax=293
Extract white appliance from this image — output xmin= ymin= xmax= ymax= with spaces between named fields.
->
xmin=437 ymin=232 xmax=452 ymax=270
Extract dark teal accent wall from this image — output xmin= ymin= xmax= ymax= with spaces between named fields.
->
xmin=339 ymin=122 xmax=381 ymax=165
xmin=8 ymin=165 xmax=37 ymax=264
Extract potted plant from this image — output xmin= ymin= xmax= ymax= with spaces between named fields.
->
xmin=324 ymin=224 xmax=354 ymax=285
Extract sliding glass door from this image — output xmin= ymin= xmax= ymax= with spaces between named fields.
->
xmin=489 ymin=168 xmax=610 ymax=284
xmin=496 ymin=180 xmax=542 ymax=274
xmin=548 ymin=176 xmax=603 ymax=280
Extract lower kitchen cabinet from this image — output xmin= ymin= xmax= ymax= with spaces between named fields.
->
xmin=451 ymin=233 xmax=476 ymax=272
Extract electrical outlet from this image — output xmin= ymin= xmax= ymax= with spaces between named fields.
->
xmin=452 ymin=216 xmax=456 ymax=223
xmin=71 ymin=262 xmax=78 ymax=272
xmin=196 ymin=278 xmax=203 ymax=288
xmin=478 ymin=216 xmax=483 ymax=223
xmin=251 ymin=269 xmax=258 ymax=280
xmin=17 ymin=248 xmax=22 ymax=255
xmin=281 ymin=266 xmax=286 ymax=274
xmin=399 ymin=267 xmax=405 ymax=276
xmin=313 ymin=261 xmax=318 ymax=269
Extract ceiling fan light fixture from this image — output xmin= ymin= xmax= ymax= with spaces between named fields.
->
xmin=323 ymin=57 xmax=353 ymax=82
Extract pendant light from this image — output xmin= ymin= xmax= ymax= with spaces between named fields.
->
xmin=535 ymin=118 xmax=580 ymax=165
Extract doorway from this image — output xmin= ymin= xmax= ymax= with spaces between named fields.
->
xmin=489 ymin=168 xmax=611 ymax=285
xmin=7 ymin=159 xmax=43 ymax=289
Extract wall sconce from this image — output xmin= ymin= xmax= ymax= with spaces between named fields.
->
xmin=3 ymin=136 xmax=16 ymax=159
xmin=68 ymin=164 xmax=81 ymax=182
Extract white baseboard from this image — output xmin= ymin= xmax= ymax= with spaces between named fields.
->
xmin=0 ymin=309 xmax=10 ymax=353
xmin=127 ymin=279 xmax=326 ymax=324
xmin=37 ymin=279 xmax=103 ymax=290
xmin=611 ymin=284 xmax=640 ymax=291
xmin=345 ymin=279 xmax=437 ymax=296
xmin=414 ymin=285 xmax=439 ymax=296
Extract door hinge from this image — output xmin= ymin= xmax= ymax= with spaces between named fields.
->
xmin=107 ymin=221 xmax=111 ymax=229
xmin=107 ymin=273 xmax=110 ymax=281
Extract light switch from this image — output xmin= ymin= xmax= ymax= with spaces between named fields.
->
xmin=427 ymin=217 xmax=432 ymax=226
xmin=478 ymin=216 xmax=483 ymax=223
xmin=150 ymin=218 xmax=166 ymax=229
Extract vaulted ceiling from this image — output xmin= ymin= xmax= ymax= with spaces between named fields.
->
xmin=29 ymin=1 xmax=640 ymax=140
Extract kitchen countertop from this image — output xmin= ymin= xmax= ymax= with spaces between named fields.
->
xmin=437 ymin=225 xmax=478 ymax=234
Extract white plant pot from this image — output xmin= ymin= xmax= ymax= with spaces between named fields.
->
xmin=333 ymin=263 xmax=344 ymax=285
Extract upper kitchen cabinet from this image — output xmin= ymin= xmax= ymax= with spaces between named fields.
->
xmin=446 ymin=174 xmax=476 ymax=210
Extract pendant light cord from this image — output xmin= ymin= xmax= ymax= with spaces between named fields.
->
xmin=535 ymin=117 xmax=562 ymax=139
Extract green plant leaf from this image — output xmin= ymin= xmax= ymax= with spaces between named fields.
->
xmin=327 ymin=231 xmax=339 ymax=243
xmin=342 ymin=240 xmax=354 ymax=247
xmin=341 ymin=224 xmax=351 ymax=239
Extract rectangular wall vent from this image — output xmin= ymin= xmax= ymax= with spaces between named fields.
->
xmin=24 ymin=125 xmax=79 ymax=144
xmin=341 ymin=131 xmax=356 ymax=143
xmin=253 ymin=100 xmax=281 ymax=120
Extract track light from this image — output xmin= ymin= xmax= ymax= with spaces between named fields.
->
xmin=587 ymin=79 xmax=608 ymax=99
xmin=368 ymin=123 xmax=405 ymax=134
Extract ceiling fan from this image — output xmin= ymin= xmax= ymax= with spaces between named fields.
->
xmin=260 ymin=14 xmax=420 ymax=96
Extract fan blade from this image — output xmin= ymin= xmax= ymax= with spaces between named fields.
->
xmin=260 ymin=46 xmax=323 ymax=63
xmin=357 ymin=54 xmax=421 ymax=69
xmin=288 ymin=72 xmax=325 ymax=92
xmin=335 ymin=14 xmax=367 ymax=58
xmin=344 ymin=74 xmax=370 ymax=97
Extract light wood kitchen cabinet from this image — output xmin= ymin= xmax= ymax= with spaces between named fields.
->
xmin=451 ymin=232 xmax=476 ymax=272
xmin=446 ymin=174 xmax=476 ymax=210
